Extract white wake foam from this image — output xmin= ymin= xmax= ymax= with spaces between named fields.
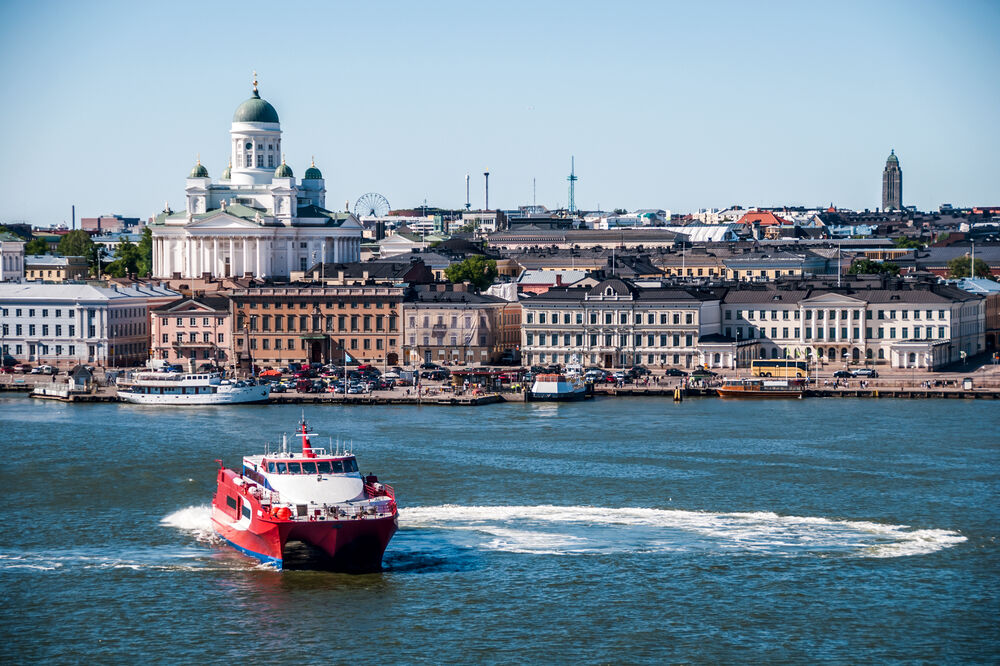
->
xmin=399 ymin=505 xmax=966 ymax=558
xmin=160 ymin=504 xmax=217 ymax=542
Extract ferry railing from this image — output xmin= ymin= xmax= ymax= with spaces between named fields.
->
xmin=246 ymin=484 xmax=396 ymax=521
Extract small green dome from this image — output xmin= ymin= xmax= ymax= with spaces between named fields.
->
xmin=887 ymin=149 xmax=899 ymax=164
xmin=274 ymin=161 xmax=293 ymax=178
xmin=304 ymin=160 xmax=322 ymax=180
xmin=189 ymin=161 xmax=208 ymax=178
xmin=233 ymin=90 xmax=280 ymax=124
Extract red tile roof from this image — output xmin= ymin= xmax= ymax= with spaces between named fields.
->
xmin=736 ymin=211 xmax=789 ymax=227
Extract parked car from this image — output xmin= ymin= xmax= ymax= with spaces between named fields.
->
xmin=13 ymin=363 xmax=32 ymax=374
xmin=630 ymin=365 xmax=651 ymax=376
xmin=269 ymin=383 xmax=287 ymax=393
xmin=420 ymin=362 xmax=440 ymax=370
xmin=663 ymin=368 xmax=688 ymax=377
xmin=851 ymin=368 xmax=878 ymax=378
xmin=31 ymin=365 xmax=56 ymax=375
xmin=833 ymin=370 xmax=852 ymax=378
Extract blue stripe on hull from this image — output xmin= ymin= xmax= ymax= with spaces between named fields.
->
xmin=216 ymin=531 xmax=283 ymax=570
xmin=529 ymin=391 xmax=588 ymax=401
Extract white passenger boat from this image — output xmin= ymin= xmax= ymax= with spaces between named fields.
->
xmin=528 ymin=373 xmax=588 ymax=402
xmin=117 ymin=371 xmax=270 ymax=405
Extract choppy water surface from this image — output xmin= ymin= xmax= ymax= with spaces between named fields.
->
xmin=1 ymin=395 xmax=997 ymax=663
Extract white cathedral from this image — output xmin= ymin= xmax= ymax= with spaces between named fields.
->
xmin=151 ymin=77 xmax=362 ymax=280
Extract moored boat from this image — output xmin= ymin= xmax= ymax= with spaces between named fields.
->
xmin=528 ymin=373 xmax=588 ymax=401
xmin=210 ymin=417 xmax=398 ymax=571
xmin=716 ymin=378 xmax=806 ymax=399
xmin=117 ymin=371 xmax=269 ymax=405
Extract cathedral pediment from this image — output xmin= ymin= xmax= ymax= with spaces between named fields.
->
xmin=184 ymin=212 xmax=263 ymax=230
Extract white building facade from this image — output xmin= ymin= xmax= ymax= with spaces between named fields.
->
xmin=0 ymin=283 xmax=178 ymax=368
xmin=1 ymin=232 xmax=25 ymax=281
xmin=151 ymin=78 xmax=362 ymax=280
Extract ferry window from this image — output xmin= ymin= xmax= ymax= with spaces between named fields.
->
xmin=287 ymin=462 xmax=302 ymax=474
xmin=316 ymin=461 xmax=333 ymax=474
xmin=276 ymin=462 xmax=288 ymax=473
xmin=267 ymin=462 xmax=277 ymax=473
xmin=242 ymin=505 xmax=251 ymax=519
xmin=330 ymin=460 xmax=345 ymax=473
xmin=226 ymin=496 xmax=237 ymax=510
xmin=344 ymin=458 xmax=358 ymax=473
xmin=300 ymin=461 xmax=317 ymax=474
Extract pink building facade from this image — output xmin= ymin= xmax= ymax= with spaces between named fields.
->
xmin=150 ymin=295 xmax=233 ymax=368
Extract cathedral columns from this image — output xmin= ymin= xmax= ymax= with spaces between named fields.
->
xmin=229 ymin=238 xmax=234 ymax=277
xmin=186 ymin=238 xmax=193 ymax=278
xmin=213 ymin=237 xmax=219 ymax=276
xmin=242 ymin=239 xmax=249 ymax=277
xmin=255 ymin=237 xmax=261 ymax=277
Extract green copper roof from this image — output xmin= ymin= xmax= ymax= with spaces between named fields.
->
xmin=189 ymin=162 xmax=208 ymax=178
xmin=274 ymin=162 xmax=293 ymax=178
xmin=233 ymin=91 xmax=279 ymax=124
xmin=887 ymin=149 xmax=899 ymax=164
xmin=304 ymin=165 xmax=322 ymax=180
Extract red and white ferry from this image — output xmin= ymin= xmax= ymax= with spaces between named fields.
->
xmin=210 ymin=417 xmax=398 ymax=571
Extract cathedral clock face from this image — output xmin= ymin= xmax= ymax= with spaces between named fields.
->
xmin=245 ymin=142 xmax=252 ymax=150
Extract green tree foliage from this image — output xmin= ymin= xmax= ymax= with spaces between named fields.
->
xmin=848 ymin=259 xmax=900 ymax=275
xmin=104 ymin=240 xmax=141 ymax=277
xmin=57 ymin=230 xmax=94 ymax=259
xmin=24 ymin=238 xmax=49 ymax=255
xmin=892 ymin=237 xmax=923 ymax=249
xmin=444 ymin=255 xmax=498 ymax=291
xmin=947 ymin=256 xmax=991 ymax=279
xmin=136 ymin=227 xmax=153 ymax=276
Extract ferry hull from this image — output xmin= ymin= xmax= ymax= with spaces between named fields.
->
xmin=118 ymin=386 xmax=270 ymax=405
xmin=716 ymin=388 xmax=804 ymax=398
xmin=211 ymin=507 xmax=397 ymax=572
xmin=528 ymin=389 xmax=588 ymax=402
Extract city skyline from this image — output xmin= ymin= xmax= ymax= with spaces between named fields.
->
xmin=1 ymin=0 xmax=998 ymax=226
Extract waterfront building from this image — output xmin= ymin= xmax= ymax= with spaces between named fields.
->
xmin=0 ymin=282 xmax=179 ymax=368
xmin=0 ymin=232 xmax=25 ymax=281
xmin=488 ymin=228 xmax=681 ymax=252
xmin=882 ymin=150 xmax=902 ymax=211
xmin=150 ymin=77 xmax=362 ymax=280
xmin=150 ymin=295 xmax=233 ymax=368
xmin=24 ymin=255 xmax=89 ymax=282
xmin=520 ymin=278 xmax=724 ymax=369
xmin=80 ymin=215 xmax=141 ymax=234
xmin=300 ymin=260 xmax=434 ymax=286
xmin=402 ymin=285 xmax=512 ymax=366
xmin=719 ymin=276 xmax=984 ymax=369
xmin=229 ymin=285 xmax=403 ymax=367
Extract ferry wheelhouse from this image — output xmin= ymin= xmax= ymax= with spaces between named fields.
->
xmin=117 ymin=371 xmax=269 ymax=405
xmin=210 ymin=418 xmax=398 ymax=571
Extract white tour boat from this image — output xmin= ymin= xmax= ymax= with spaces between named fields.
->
xmin=528 ymin=373 xmax=589 ymax=402
xmin=117 ymin=371 xmax=270 ymax=405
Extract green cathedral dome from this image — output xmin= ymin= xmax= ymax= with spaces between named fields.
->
xmin=304 ymin=159 xmax=322 ymax=180
xmin=233 ymin=90 xmax=279 ymax=124
xmin=189 ymin=160 xmax=208 ymax=178
xmin=274 ymin=160 xmax=293 ymax=178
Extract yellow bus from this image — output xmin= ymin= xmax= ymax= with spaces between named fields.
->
xmin=750 ymin=359 xmax=809 ymax=378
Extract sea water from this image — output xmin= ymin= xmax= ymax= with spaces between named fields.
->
xmin=0 ymin=395 xmax=997 ymax=662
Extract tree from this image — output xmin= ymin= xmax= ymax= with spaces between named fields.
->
xmin=104 ymin=240 xmax=141 ymax=277
xmin=947 ymin=256 xmax=991 ymax=279
xmin=892 ymin=237 xmax=923 ymax=249
xmin=848 ymin=259 xmax=900 ymax=276
xmin=24 ymin=238 xmax=49 ymax=255
xmin=444 ymin=255 xmax=497 ymax=291
xmin=136 ymin=226 xmax=153 ymax=276
xmin=57 ymin=230 xmax=94 ymax=259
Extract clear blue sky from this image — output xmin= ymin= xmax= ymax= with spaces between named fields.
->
xmin=1 ymin=0 xmax=997 ymax=226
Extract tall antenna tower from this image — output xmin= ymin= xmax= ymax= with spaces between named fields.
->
xmin=567 ymin=156 xmax=578 ymax=213
xmin=465 ymin=174 xmax=471 ymax=210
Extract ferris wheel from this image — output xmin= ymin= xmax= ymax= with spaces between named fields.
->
xmin=354 ymin=193 xmax=390 ymax=218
